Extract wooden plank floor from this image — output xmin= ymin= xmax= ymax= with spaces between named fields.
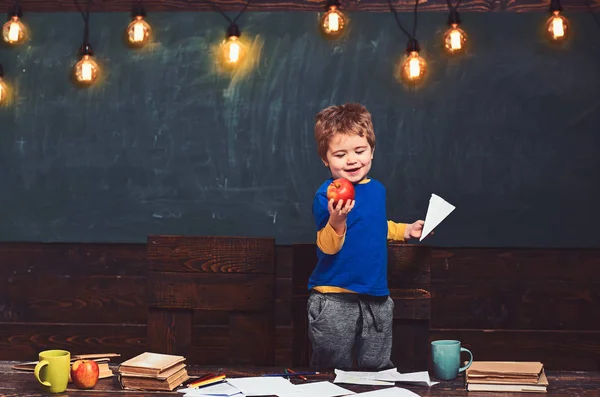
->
xmin=2 ymin=361 xmax=600 ymax=396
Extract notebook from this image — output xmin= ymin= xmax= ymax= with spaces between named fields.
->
xmin=118 ymin=352 xmax=186 ymax=377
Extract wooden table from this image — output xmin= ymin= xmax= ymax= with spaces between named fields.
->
xmin=2 ymin=361 xmax=599 ymax=396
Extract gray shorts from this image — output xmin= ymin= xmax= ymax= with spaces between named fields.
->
xmin=307 ymin=291 xmax=394 ymax=370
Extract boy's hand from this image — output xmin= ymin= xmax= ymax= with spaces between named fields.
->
xmin=404 ymin=220 xmax=425 ymax=240
xmin=328 ymin=199 xmax=355 ymax=235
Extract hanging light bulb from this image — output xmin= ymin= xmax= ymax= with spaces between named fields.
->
xmin=547 ymin=12 xmax=568 ymax=41
xmin=222 ymin=23 xmax=244 ymax=65
xmin=127 ymin=3 xmax=152 ymax=47
xmin=401 ymin=39 xmax=427 ymax=83
xmin=546 ymin=0 xmax=568 ymax=42
xmin=320 ymin=0 xmax=346 ymax=38
xmin=546 ymin=12 xmax=568 ymax=42
xmin=72 ymin=0 xmax=100 ymax=86
xmin=2 ymin=4 xmax=27 ymax=45
xmin=74 ymin=43 xmax=100 ymax=85
xmin=0 ymin=64 xmax=8 ymax=105
xmin=443 ymin=10 xmax=467 ymax=54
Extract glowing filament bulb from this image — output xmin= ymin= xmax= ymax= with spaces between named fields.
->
xmin=0 ymin=78 xmax=7 ymax=104
xmin=450 ymin=30 xmax=461 ymax=49
xmin=2 ymin=16 xmax=26 ymax=45
xmin=229 ymin=39 xmax=240 ymax=63
xmin=546 ymin=11 xmax=568 ymax=41
xmin=221 ymin=23 xmax=245 ymax=66
xmin=225 ymin=36 xmax=241 ymax=63
xmin=8 ymin=21 xmax=19 ymax=41
xmin=443 ymin=23 xmax=467 ymax=54
xmin=551 ymin=14 xmax=564 ymax=37
xmin=401 ymin=51 xmax=427 ymax=82
xmin=127 ymin=15 xmax=152 ymax=46
xmin=326 ymin=10 xmax=339 ymax=32
xmin=408 ymin=57 xmax=420 ymax=78
xmin=321 ymin=5 xmax=345 ymax=37
xmin=82 ymin=62 xmax=92 ymax=81
xmin=74 ymin=54 xmax=99 ymax=85
xmin=134 ymin=23 xmax=144 ymax=41
xmin=0 ymin=65 xmax=7 ymax=104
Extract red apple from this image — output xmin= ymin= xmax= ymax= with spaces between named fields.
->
xmin=70 ymin=359 xmax=99 ymax=389
xmin=326 ymin=178 xmax=355 ymax=206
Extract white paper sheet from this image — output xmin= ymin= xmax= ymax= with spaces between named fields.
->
xmin=178 ymin=381 xmax=243 ymax=396
xmin=334 ymin=369 xmax=438 ymax=387
xmin=420 ymin=194 xmax=455 ymax=241
xmin=368 ymin=370 xmax=438 ymax=387
xmin=184 ymin=391 xmax=244 ymax=397
xmin=226 ymin=376 xmax=297 ymax=396
xmin=334 ymin=369 xmax=395 ymax=386
xmin=277 ymin=381 xmax=356 ymax=397
xmin=353 ymin=387 xmax=421 ymax=397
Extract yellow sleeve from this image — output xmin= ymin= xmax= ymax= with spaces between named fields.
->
xmin=316 ymin=222 xmax=345 ymax=255
xmin=387 ymin=221 xmax=407 ymax=242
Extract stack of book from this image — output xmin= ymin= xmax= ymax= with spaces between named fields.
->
xmin=466 ymin=361 xmax=549 ymax=393
xmin=12 ymin=353 xmax=119 ymax=380
xmin=117 ymin=352 xmax=189 ymax=391
xmin=79 ymin=353 xmax=120 ymax=379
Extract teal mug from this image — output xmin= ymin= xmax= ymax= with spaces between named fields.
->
xmin=431 ymin=340 xmax=473 ymax=380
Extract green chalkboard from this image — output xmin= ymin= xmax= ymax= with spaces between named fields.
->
xmin=0 ymin=12 xmax=599 ymax=246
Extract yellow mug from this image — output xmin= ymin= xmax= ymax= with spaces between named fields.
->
xmin=34 ymin=350 xmax=70 ymax=393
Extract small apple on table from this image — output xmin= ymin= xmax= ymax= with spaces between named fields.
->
xmin=70 ymin=359 xmax=99 ymax=389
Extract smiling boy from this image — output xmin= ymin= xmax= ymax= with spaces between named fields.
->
xmin=307 ymin=103 xmax=424 ymax=370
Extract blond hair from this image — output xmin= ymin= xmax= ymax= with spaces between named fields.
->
xmin=314 ymin=103 xmax=376 ymax=161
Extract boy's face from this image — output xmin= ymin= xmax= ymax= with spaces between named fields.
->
xmin=322 ymin=133 xmax=374 ymax=184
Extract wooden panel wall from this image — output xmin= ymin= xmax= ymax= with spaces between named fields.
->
xmin=1 ymin=241 xmax=599 ymax=370
xmin=147 ymin=235 xmax=276 ymax=366
xmin=275 ymin=245 xmax=294 ymax=367
xmin=0 ymin=243 xmax=147 ymax=362
xmin=430 ymin=248 xmax=600 ymax=370
xmin=0 ymin=240 xmax=287 ymax=365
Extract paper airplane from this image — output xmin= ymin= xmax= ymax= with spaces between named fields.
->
xmin=420 ymin=194 xmax=455 ymax=241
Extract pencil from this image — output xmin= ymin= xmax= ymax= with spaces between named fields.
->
xmin=286 ymin=368 xmax=307 ymax=381
xmin=187 ymin=373 xmax=215 ymax=384
xmin=186 ymin=372 xmax=215 ymax=387
xmin=187 ymin=374 xmax=226 ymax=388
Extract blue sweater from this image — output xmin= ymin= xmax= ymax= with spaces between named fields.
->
xmin=308 ymin=178 xmax=390 ymax=296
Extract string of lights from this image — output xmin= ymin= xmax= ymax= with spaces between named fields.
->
xmin=0 ymin=0 xmax=588 ymax=94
